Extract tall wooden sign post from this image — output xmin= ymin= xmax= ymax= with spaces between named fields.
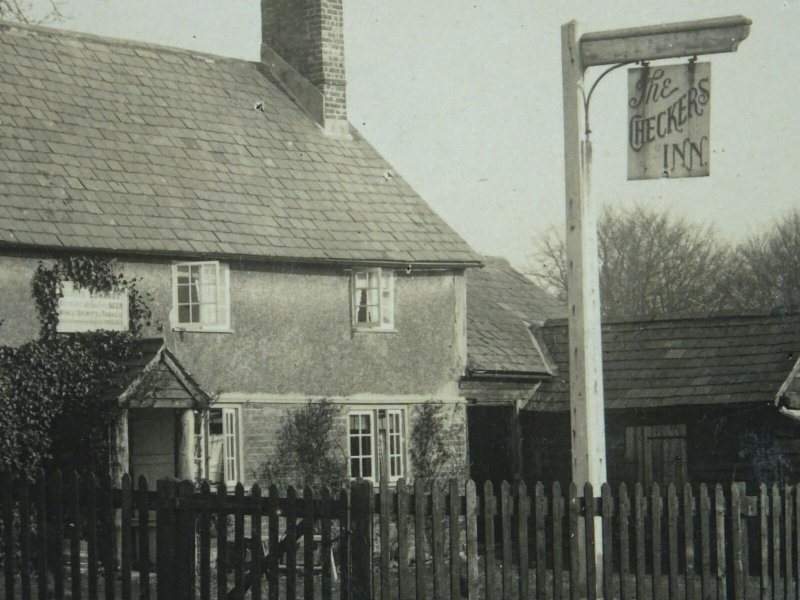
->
xmin=560 ymin=15 xmax=750 ymax=596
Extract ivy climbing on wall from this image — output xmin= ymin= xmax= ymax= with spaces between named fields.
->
xmin=0 ymin=256 xmax=154 ymax=477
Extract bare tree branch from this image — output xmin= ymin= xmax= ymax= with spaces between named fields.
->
xmin=724 ymin=210 xmax=800 ymax=313
xmin=529 ymin=204 xmax=734 ymax=320
xmin=0 ymin=0 xmax=64 ymax=24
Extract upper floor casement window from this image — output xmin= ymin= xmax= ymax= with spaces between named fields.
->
xmin=171 ymin=261 xmax=231 ymax=332
xmin=351 ymin=268 xmax=394 ymax=330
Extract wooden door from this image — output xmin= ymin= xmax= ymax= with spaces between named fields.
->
xmin=625 ymin=424 xmax=688 ymax=487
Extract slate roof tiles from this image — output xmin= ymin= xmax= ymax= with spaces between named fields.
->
xmin=534 ymin=312 xmax=800 ymax=411
xmin=466 ymin=256 xmax=564 ymax=374
xmin=0 ymin=22 xmax=480 ymax=265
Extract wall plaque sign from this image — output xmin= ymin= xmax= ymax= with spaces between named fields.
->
xmin=57 ymin=281 xmax=129 ymax=333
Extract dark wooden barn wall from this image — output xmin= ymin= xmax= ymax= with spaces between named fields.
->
xmin=518 ymin=404 xmax=800 ymax=489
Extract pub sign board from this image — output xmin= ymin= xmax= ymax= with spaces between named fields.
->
xmin=57 ymin=281 xmax=130 ymax=333
xmin=627 ymin=62 xmax=711 ymax=180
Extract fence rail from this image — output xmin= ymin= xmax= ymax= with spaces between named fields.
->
xmin=1 ymin=472 xmax=800 ymax=600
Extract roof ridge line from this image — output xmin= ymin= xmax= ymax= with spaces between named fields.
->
xmin=0 ymin=18 xmax=250 ymax=64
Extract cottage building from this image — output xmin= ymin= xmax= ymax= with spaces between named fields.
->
xmin=0 ymin=0 xmax=481 ymax=487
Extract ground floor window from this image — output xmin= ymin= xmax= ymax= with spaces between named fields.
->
xmin=348 ymin=408 xmax=406 ymax=483
xmin=195 ymin=407 xmax=241 ymax=487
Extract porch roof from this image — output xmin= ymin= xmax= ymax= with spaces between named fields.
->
xmin=105 ymin=338 xmax=212 ymax=409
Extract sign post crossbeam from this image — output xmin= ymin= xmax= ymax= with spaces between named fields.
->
xmin=581 ymin=16 xmax=751 ymax=66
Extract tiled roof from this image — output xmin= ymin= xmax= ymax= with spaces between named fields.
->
xmin=0 ymin=22 xmax=480 ymax=265
xmin=466 ymin=256 xmax=564 ymax=374
xmin=533 ymin=313 xmax=800 ymax=411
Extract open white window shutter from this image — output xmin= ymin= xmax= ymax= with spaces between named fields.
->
xmin=222 ymin=408 xmax=238 ymax=486
xmin=217 ymin=263 xmax=230 ymax=329
xmin=381 ymin=270 xmax=395 ymax=328
xmin=386 ymin=409 xmax=404 ymax=480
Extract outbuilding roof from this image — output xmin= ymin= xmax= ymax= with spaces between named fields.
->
xmin=0 ymin=22 xmax=480 ymax=266
xmin=533 ymin=312 xmax=800 ymax=411
xmin=466 ymin=256 xmax=564 ymax=376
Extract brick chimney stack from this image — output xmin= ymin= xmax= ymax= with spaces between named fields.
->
xmin=261 ymin=0 xmax=349 ymax=137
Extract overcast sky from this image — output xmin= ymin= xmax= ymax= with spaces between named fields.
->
xmin=23 ymin=0 xmax=800 ymax=270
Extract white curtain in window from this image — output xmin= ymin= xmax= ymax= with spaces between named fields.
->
xmin=207 ymin=436 xmax=225 ymax=482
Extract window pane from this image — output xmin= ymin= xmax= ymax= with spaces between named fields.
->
xmin=351 ymin=415 xmax=366 ymax=433
xmin=178 ymin=305 xmax=190 ymax=323
xmin=362 ymin=458 xmax=372 ymax=478
xmin=190 ymin=305 xmax=200 ymax=322
xmin=177 ymin=284 xmax=190 ymax=304
xmin=350 ymin=437 xmax=359 ymax=456
xmin=363 ymin=436 xmax=371 ymax=455
xmin=350 ymin=458 xmax=360 ymax=478
xmin=367 ymin=287 xmax=379 ymax=308
xmin=209 ymin=410 xmax=223 ymax=435
xmin=355 ymin=290 xmax=368 ymax=323
xmin=200 ymin=301 xmax=217 ymax=325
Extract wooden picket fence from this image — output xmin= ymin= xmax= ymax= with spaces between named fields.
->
xmin=369 ymin=479 xmax=798 ymax=600
xmin=0 ymin=471 xmax=349 ymax=600
xmin=2 ymin=472 xmax=800 ymax=600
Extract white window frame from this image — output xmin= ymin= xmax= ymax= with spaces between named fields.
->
xmin=348 ymin=410 xmax=376 ymax=482
xmin=347 ymin=408 xmax=406 ymax=484
xmin=194 ymin=407 xmax=241 ymax=488
xmin=351 ymin=268 xmax=395 ymax=330
xmin=171 ymin=261 xmax=231 ymax=332
xmin=385 ymin=409 xmax=405 ymax=482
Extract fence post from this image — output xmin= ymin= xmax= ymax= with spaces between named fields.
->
xmin=176 ymin=480 xmax=197 ymax=600
xmin=350 ymin=480 xmax=373 ymax=600
xmin=156 ymin=479 xmax=179 ymax=599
